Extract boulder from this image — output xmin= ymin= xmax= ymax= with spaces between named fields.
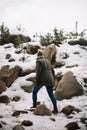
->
xmin=43 ymin=44 xmax=56 ymax=64
xmin=55 ymin=71 xmax=83 ymax=100
xmin=0 ymin=33 xmax=31 ymax=46
xmin=26 ymin=44 xmax=40 ymax=54
xmin=61 ymin=105 xmax=80 ymax=115
xmin=34 ymin=104 xmax=52 ymax=116
xmin=65 ymin=122 xmax=80 ymax=130
xmin=0 ymin=80 xmax=7 ymax=94
xmin=26 ymin=75 xmax=36 ymax=86
xmin=55 ymin=61 xmax=65 ymax=68
xmin=20 ymin=68 xmax=35 ymax=76
xmin=68 ymin=40 xmax=78 ymax=45
xmin=21 ymin=85 xmax=33 ymax=93
xmin=0 ymin=65 xmax=22 ymax=87
xmin=10 ymin=34 xmax=31 ymax=44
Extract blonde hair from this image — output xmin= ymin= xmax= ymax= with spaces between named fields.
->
xmin=37 ymin=49 xmax=44 ymax=59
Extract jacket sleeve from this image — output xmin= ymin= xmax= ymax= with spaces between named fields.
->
xmin=51 ymin=67 xmax=55 ymax=79
xmin=36 ymin=60 xmax=42 ymax=81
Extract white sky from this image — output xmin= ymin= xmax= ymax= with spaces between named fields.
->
xmin=0 ymin=0 xmax=87 ymax=36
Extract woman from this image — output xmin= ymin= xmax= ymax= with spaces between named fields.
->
xmin=31 ymin=49 xmax=58 ymax=114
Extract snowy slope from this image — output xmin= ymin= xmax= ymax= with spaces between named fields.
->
xmin=0 ymin=42 xmax=87 ymax=130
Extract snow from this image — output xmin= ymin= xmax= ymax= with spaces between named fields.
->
xmin=0 ymin=41 xmax=87 ymax=130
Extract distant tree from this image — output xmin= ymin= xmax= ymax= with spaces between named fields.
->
xmin=45 ymin=32 xmax=53 ymax=44
xmin=40 ymin=33 xmax=53 ymax=46
xmin=53 ymin=27 xmax=66 ymax=45
xmin=0 ymin=22 xmax=10 ymax=45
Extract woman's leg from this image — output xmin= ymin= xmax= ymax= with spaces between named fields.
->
xmin=46 ymin=86 xmax=57 ymax=110
xmin=32 ymin=85 xmax=42 ymax=107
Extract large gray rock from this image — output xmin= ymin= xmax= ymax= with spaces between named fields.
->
xmin=43 ymin=44 xmax=57 ymax=64
xmin=0 ymin=65 xmax=22 ymax=87
xmin=0 ymin=80 xmax=7 ymax=94
xmin=61 ymin=105 xmax=80 ymax=115
xmin=55 ymin=71 xmax=83 ymax=100
xmin=34 ymin=104 xmax=52 ymax=116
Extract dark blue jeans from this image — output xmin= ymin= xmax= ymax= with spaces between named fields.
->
xmin=32 ymin=85 xmax=57 ymax=109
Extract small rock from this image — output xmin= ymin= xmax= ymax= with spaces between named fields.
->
xmin=13 ymin=125 xmax=25 ymax=130
xmin=65 ymin=122 xmax=80 ymax=130
xmin=0 ymin=95 xmax=10 ymax=104
xmin=55 ymin=61 xmax=65 ymax=68
xmin=5 ymin=54 xmax=11 ymax=59
xmin=66 ymin=64 xmax=78 ymax=68
xmin=12 ymin=96 xmax=21 ymax=102
xmin=73 ymin=51 xmax=80 ymax=54
xmin=12 ymin=110 xmax=28 ymax=116
xmin=12 ymin=111 xmax=20 ymax=116
xmin=21 ymin=85 xmax=33 ymax=93
xmin=22 ymin=120 xmax=33 ymax=126
xmin=50 ymin=117 xmax=56 ymax=122
xmin=8 ymin=58 xmax=15 ymax=62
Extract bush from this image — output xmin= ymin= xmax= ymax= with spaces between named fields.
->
xmin=78 ymin=38 xmax=87 ymax=46
xmin=40 ymin=33 xmax=53 ymax=46
xmin=0 ymin=22 xmax=31 ymax=47
xmin=13 ymin=35 xmax=22 ymax=47
xmin=53 ymin=28 xmax=66 ymax=45
xmin=0 ymin=22 xmax=10 ymax=45
xmin=40 ymin=28 xmax=67 ymax=46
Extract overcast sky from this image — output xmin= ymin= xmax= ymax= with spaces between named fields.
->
xmin=0 ymin=0 xmax=87 ymax=36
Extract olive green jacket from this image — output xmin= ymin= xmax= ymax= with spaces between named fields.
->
xmin=36 ymin=58 xmax=55 ymax=86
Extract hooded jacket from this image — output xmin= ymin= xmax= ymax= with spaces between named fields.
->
xmin=36 ymin=57 xmax=55 ymax=86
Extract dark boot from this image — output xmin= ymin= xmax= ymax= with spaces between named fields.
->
xmin=30 ymin=101 xmax=40 ymax=108
xmin=52 ymin=108 xmax=58 ymax=114
xmin=30 ymin=105 xmax=36 ymax=108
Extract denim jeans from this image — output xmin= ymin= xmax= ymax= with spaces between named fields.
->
xmin=32 ymin=85 xmax=57 ymax=109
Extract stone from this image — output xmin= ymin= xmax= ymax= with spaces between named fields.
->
xmin=0 ymin=65 xmax=22 ymax=87
xmin=0 ymin=95 xmax=10 ymax=104
xmin=26 ymin=44 xmax=40 ymax=54
xmin=65 ymin=122 xmax=80 ymax=130
xmin=55 ymin=71 xmax=83 ymax=100
xmin=0 ymin=80 xmax=7 ymax=94
xmin=34 ymin=104 xmax=52 ymax=116
xmin=22 ymin=120 xmax=33 ymax=126
xmin=13 ymin=125 xmax=25 ymax=130
xmin=61 ymin=105 xmax=81 ymax=115
xmin=43 ymin=44 xmax=56 ymax=64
